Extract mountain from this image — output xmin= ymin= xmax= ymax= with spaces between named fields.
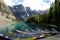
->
xmin=37 ymin=10 xmax=45 ymax=14
xmin=9 ymin=4 xmax=29 ymax=21
xmin=0 ymin=0 xmax=16 ymax=24
xmin=9 ymin=4 xmax=45 ymax=21
xmin=26 ymin=7 xmax=33 ymax=16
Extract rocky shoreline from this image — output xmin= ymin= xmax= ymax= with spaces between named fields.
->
xmin=38 ymin=34 xmax=60 ymax=40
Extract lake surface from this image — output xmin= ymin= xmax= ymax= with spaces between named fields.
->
xmin=0 ymin=22 xmax=58 ymax=40
xmin=0 ymin=22 xmax=57 ymax=36
xmin=0 ymin=22 xmax=41 ymax=34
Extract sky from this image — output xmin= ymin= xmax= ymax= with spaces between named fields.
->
xmin=3 ymin=0 xmax=55 ymax=10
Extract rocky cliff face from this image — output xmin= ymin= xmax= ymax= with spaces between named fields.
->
xmin=0 ymin=0 xmax=16 ymax=24
xmin=9 ymin=4 xmax=29 ymax=21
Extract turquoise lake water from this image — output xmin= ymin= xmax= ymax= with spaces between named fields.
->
xmin=0 ymin=22 xmax=58 ymax=37
xmin=0 ymin=22 xmax=39 ymax=34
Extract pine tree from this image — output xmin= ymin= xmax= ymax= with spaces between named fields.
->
xmin=55 ymin=0 xmax=60 ymax=26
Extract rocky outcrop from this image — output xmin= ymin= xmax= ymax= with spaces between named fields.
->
xmin=0 ymin=0 xmax=16 ymax=23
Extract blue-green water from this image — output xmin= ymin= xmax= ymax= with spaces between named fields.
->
xmin=0 ymin=22 xmax=58 ymax=39
xmin=0 ymin=22 xmax=39 ymax=34
xmin=15 ymin=23 xmax=38 ymax=31
xmin=0 ymin=22 xmax=56 ymax=35
xmin=0 ymin=22 xmax=43 ymax=39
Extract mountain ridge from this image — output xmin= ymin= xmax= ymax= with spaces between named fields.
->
xmin=9 ymin=4 xmax=46 ymax=21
